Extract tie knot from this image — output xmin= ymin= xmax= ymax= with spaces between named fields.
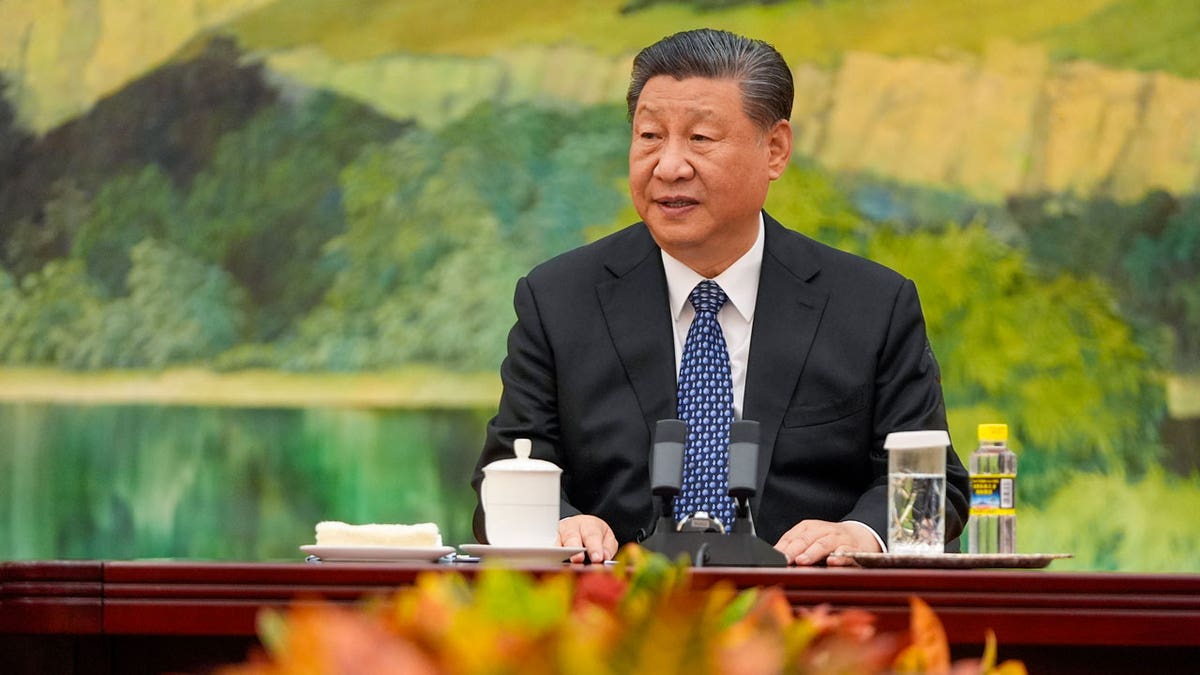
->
xmin=689 ymin=280 xmax=728 ymax=315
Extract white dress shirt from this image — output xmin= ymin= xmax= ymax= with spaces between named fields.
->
xmin=660 ymin=213 xmax=886 ymax=550
xmin=662 ymin=216 xmax=763 ymax=419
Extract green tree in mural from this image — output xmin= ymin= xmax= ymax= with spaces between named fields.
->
xmin=70 ymin=239 xmax=246 ymax=369
xmin=3 ymin=180 xmax=91 ymax=282
xmin=438 ymin=103 xmax=628 ymax=257
xmin=0 ymin=260 xmax=104 ymax=366
xmin=1122 ymin=197 xmax=1200 ymax=369
xmin=286 ymin=133 xmax=524 ymax=371
xmin=767 ymin=168 xmax=1167 ymax=504
xmin=277 ymin=129 xmax=448 ymax=371
xmin=868 ymin=225 xmax=1166 ymax=503
xmin=72 ymin=165 xmax=181 ymax=297
xmin=1009 ymin=192 xmax=1199 ymax=372
xmin=284 ymin=102 xmax=628 ymax=371
xmin=26 ymin=89 xmax=412 ymax=370
xmin=180 ymin=93 xmax=405 ymax=343
xmin=1023 ymin=466 xmax=1200 ymax=572
xmin=0 ymin=75 xmax=37 ymax=270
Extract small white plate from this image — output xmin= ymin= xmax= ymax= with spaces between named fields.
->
xmin=300 ymin=545 xmax=456 ymax=562
xmin=459 ymin=544 xmax=585 ymax=565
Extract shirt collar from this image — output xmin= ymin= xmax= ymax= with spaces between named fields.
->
xmin=662 ymin=213 xmax=764 ymax=323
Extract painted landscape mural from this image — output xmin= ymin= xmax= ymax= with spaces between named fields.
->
xmin=1 ymin=0 xmax=1198 ymax=571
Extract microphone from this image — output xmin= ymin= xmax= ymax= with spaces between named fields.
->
xmin=727 ymin=420 xmax=759 ymax=500
xmin=727 ymin=420 xmax=760 ymax=533
xmin=638 ymin=419 xmax=686 ymax=542
xmin=650 ymin=419 xmax=686 ymax=497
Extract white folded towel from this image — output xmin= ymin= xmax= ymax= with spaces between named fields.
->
xmin=314 ymin=520 xmax=442 ymax=547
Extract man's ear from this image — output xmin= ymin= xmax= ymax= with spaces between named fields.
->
xmin=766 ymin=119 xmax=793 ymax=180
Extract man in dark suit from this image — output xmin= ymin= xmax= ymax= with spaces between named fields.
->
xmin=472 ymin=28 xmax=969 ymax=565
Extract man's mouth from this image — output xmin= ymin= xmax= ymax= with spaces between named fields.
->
xmin=656 ymin=197 xmax=698 ymax=208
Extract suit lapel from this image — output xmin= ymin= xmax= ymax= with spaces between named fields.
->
xmin=744 ymin=216 xmax=828 ymax=502
xmin=596 ymin=227 xmax=677 ymax=432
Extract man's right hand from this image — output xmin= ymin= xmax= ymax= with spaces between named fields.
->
xmin=774 ymin=519 xmax=880 ymax=566
xmin=557 ymin=514 xmax=618 ymax=564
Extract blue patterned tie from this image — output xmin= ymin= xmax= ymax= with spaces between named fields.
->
xmin=674 ymin=280 xmax=735 ymax=526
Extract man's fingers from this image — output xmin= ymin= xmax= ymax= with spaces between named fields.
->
xmin=794 ymin=532 xmax=838 ymax=566
xmin=559 ymin=515 xmax=617 ymax=563
xmin=775 ymin=529 xmax=819 ymax=565
xmin=776 ymin=521 xmax=871 ymax=566
xmin=775 ymin=523 xmax=835 ymax=565
xmin=580 ymin=523 xmax=603 ymax=562
xmin=580 ymin=520 xmax=615 ymax=563
xmin=557 ymin=520 xmax=582 ymax=547
xmin=604 ymin=530 xmax=619 ymax=559
xmin=558 ymin=518 xmax=588 ymax=563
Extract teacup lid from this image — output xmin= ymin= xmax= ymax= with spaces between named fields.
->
xmin=884 ymin=430 xmax=950 ymax=450
xmin=483 ymin=438 xmax=562 ymax=474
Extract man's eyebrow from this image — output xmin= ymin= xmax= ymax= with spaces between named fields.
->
xmin=635 ymin=103 xmax=720 ymax=118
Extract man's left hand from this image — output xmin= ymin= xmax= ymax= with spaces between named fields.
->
xmin=774 ymin=520 xmax=881 ymax=566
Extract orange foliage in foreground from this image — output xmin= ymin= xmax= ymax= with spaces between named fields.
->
xmin=220 ymin=546 xmax=1026 ymax=675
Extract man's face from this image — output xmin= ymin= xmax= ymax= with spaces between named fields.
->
xmin=629 ymin=75 xmax=791 ymax=276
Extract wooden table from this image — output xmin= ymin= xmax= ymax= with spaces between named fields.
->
xmin=3 ymin=560 xmax=1199 ymax=674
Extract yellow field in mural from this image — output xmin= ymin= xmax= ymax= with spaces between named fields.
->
xmin=1 ymin=0 xmax=1197 ymax=570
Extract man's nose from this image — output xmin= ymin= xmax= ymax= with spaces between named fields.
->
xmin=652 ymin=140 xmax=695 ymax=181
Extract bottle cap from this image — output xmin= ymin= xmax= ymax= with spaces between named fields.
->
xmin=978 ymin=423 xmax=1008 ymax=442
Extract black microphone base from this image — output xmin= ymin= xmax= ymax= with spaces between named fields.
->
xmin=639 ymin=518 xmax=787 ymax=567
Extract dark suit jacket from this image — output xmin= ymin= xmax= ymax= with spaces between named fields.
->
xmin=473 ymin=213 xmax=970 ymax=547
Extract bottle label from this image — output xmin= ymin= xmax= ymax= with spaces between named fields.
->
xmin=970 ymin=473 xmax=1016 ymax=516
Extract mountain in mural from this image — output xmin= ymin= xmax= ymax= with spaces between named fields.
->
xmin=796 ymin=44 xmax=1200 ymax=203
xmin=6 ymin=0 xmax=1200 ymax=137
xmin=250 ymin=38 xmax=1200 ymax=203
xmin=0 ymin=39 xmax=279 ymax=277
xmin=0 ymin=0 xmax=275 ymax=132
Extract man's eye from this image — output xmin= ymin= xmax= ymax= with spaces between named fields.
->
xmin=640 ymin=132 xmax=659 ymax=140
xmin=691 ymin=134 xmax=710 ymax=142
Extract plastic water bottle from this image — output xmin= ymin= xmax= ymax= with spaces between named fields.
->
xmin=968 ymin=423 xmax=1017 ymax=554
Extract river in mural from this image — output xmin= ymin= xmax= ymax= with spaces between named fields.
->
xmin=0 ymin=403 xmax=488 ymax=560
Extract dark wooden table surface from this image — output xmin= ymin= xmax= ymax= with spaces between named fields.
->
xmin=3 ymin=559 xmax=1199 ymax=674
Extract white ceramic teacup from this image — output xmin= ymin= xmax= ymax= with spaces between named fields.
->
xmin=481 ymin=438 xmax=561 ymax=547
